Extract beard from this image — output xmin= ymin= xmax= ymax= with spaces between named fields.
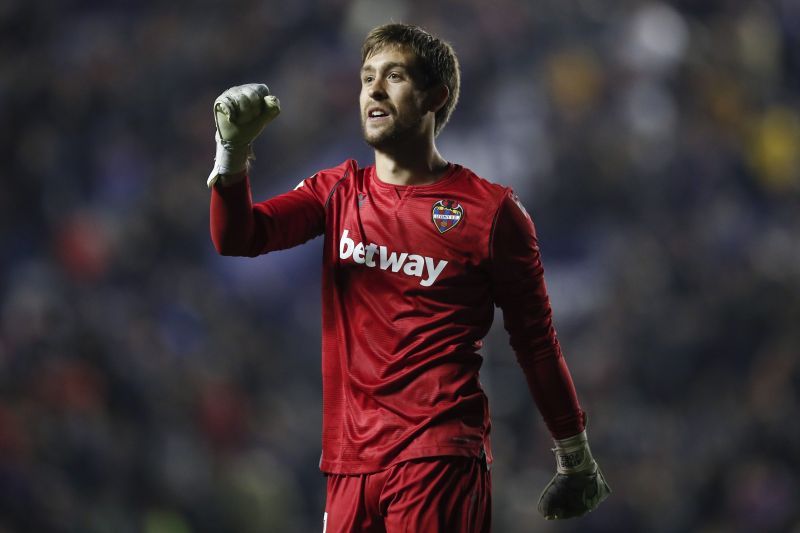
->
xmin=361 ymin=112 xmax=424 ymax=150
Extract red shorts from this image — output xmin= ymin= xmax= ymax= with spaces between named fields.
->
xmin=323 ymin=456 xmax=491 ymax=533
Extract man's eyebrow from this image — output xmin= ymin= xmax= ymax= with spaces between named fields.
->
xmin=360 ymin=61 xmax=409 ymax=74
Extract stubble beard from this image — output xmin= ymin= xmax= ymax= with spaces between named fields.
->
xmin=361 ymin=114 xmax=424 ymax=150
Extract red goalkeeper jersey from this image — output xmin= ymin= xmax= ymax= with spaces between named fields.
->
xmin=210 ymin=160 xmax=586 ymax=474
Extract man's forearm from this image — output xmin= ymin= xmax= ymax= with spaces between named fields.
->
xmin=210 ymin=175 xmax=262 ymax=256
xmin=514 ymin=345 xmax=586 ymax=439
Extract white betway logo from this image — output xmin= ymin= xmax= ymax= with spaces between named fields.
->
xmin=339 ymin=230 xmax=447 ymax=287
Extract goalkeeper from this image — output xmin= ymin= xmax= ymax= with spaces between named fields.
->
xmin=208 ymin=23 xmax=610 ymax=532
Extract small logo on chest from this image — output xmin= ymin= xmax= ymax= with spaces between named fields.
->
xmin=432 ymin=199 xmax=464 ymax=234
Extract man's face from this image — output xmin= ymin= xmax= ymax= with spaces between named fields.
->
xmin=360 ymin=46 xmax=431 ymax=149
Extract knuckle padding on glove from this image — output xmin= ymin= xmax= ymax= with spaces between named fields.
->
xmin=228 ymin=86 xmax=267 ymax=124
xmin=246 ymin=83 xmax=270 ymax=97
xmin=241 ymin=86 xmax=259 ymax=100
xmin=538 ymin=470 xmax=609 ymax=519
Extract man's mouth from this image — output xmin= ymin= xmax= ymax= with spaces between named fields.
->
xmin=367 ymin=108 xmax=390 ymax=120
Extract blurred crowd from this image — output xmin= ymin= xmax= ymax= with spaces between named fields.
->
xmin=1 ymin=0 xmax=799 ymax=531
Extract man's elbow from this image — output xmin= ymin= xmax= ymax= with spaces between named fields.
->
xmin=213 ymin=238 xmax=263 ymax=258
xmin=212 ymin=235 xmax=247 ymax=257
xmin=215 ymin=246 xmax=242 ymax=257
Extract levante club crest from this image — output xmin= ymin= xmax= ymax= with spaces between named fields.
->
xmin=432 ymin=200 xmax=464 ymax=234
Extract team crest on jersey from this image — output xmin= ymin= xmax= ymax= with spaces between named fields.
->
xmin=432 ymin=199 xmax=464 ymax=234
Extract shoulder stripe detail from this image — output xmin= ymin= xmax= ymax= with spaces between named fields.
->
xmin=324 ymin=169 xmax=351 ymax=212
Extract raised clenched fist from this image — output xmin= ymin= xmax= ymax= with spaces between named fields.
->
xmin=208 ymin=83 xmax=281 ymax=187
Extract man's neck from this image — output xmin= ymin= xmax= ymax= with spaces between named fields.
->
xmin=373 ymin=139 xmax=449 ymax=187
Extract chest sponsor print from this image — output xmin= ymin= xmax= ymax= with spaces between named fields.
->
xmin=432 ymin=199 xmax=464 ymax=234
xmin=339 ymin=230 xmax=448 ymax=287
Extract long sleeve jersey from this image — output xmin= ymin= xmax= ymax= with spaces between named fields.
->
xmin=210 ymin=159 xmax=585 ymax=474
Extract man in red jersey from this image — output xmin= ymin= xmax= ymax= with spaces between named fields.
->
xmin=208 ymin=23 xmax=609 ymax=532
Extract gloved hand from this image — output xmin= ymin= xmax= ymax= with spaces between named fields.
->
xmin=207 ymin=83 xmax=281 ymax=187
xmin=537 ymin=430 xmax=611 ymax=520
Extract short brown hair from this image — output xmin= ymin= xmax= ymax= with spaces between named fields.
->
xmin=361 ymin=23 xmax=461 ymax=137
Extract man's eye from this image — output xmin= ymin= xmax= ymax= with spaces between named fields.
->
xmin=363 ymin=76 xmax=374 ymax=84
xmin=388 ymin=72 xmax=401 ymax=80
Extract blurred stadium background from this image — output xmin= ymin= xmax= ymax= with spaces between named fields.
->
xmin=1 ymin=0 xmax=799 ymax=531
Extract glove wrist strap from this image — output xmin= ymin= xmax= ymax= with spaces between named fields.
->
xmin=552 ymin=430 xmax=596 ymax=475
xmin=207 ymin=135 xmax=253 ymax=188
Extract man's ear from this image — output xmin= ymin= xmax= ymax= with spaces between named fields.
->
xmin=425 ymin=84 xmax=449 ymax=114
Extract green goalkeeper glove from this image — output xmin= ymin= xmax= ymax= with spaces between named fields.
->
xmin=537 ymin=430 xmax=611 ymax=520
xmin=207 ymin=83 xmax=281 ymax=188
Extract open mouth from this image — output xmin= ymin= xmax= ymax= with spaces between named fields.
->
xmin=367 ymin=108 xmax=390 ymax=120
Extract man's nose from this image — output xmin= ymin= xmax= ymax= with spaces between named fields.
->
xmin=368 ymin=81 xmax=387 ymax=100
